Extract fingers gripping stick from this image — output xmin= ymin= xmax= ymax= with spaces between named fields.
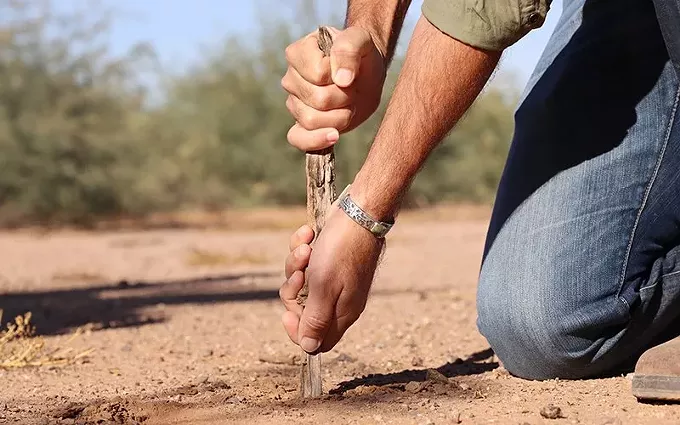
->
xmin=297 ymin=26 xmax=336 ymax=399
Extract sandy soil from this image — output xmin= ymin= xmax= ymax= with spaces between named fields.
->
xmin=1 ymin=213 xmax=679 ymax=425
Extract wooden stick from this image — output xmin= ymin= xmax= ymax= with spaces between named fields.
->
xmin=296 ymin=26 xmax=335 ymax=399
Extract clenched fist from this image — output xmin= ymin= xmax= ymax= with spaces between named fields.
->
xmin=281 ymin=26 xmax=387 ymax=152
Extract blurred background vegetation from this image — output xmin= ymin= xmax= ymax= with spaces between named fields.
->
xmin=0 ymin=0 xmax=521 ymax=228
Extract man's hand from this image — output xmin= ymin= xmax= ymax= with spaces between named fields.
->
xmin=279 ymin=208 xmax=384 ymax=353
xmin=281 ymin=26 xmax=386 ymax=152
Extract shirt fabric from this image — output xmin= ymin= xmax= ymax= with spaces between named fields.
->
xmin=421 ymin=0 xmax=552 ymax=51
xmin=653 ymin=0 xmax=680 ymax=76
xmin=421 ymin=0 xmax=680 ymax=78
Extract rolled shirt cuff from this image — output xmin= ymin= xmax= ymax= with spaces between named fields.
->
xmin=422 ymin=0 xmax=551 ymax=51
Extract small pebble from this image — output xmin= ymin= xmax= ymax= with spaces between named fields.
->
xmin=540 ymin=404 xmax=564 ymax=419
xmin=426 ymin=369 xmax=449 ymax=383
xmin=405 ymin=381 xmax=426 ymax=393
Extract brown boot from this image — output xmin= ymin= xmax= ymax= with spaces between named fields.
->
xmin=632 ymin=336 xmax=680 ymax=402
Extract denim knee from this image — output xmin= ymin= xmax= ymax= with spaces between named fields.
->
xmin=477 ymin=297 xmax=583 ymax=380
xmin=476 ymin=262 xmax=628 ymax=380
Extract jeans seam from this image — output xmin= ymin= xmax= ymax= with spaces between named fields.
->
xmin=617 ymin=84 xmax=680 ymax=299
xmin=640 ymin=270 xmax=680 ymax=292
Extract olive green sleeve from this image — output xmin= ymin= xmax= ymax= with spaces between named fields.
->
xmin=421 ymin=0 xmax=552 ymax=51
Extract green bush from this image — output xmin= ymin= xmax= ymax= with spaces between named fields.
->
xmin=0 ymin=0 xmax=518 ymax=227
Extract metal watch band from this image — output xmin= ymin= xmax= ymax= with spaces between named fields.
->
xmin=337 ymin=185 xmax=394 ymax=238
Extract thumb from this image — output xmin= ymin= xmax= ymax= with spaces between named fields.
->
xmin=330 ymin=26 xmax=374 ymax=88
xmin=297 ymin=274 xmax=338 ymax=353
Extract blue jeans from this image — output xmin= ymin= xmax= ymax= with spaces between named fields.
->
xmin=477 ymin=0 xmax=680 ymax=380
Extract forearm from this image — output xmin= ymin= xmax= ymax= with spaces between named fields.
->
xmin=351 ymin=15 xmax=502 ymax=220
xmin=345 ymin=0 xmax=412 ymax=67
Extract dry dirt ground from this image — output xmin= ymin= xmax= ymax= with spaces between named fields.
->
xmin=1 ymin=208 xmax=679 ymax=424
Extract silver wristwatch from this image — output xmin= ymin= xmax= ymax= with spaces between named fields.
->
xmin=337 ymin=185 xmax=394 ymax=238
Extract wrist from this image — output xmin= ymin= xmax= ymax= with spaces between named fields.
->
xmin=348 ymin=170 xmax=409 ymax=223
xmin=337 ymin=184 xmax=396 ymax=239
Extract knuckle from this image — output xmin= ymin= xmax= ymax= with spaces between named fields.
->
xmin=310 ymin=62 xmax=328 ymax=85
xmin=290 ymin=254 xmax=303 ymax=271
xmin=298 ymin=111 xmax=317 ymax=130
xmin=280 ymin=72 xmax=292 ymax=93
xmin=311 ymin=89 xmax=331 ymax=110
xmin=284 ymin=44 xmax=295 ymax=63
xmin=304 ymin=314 xmax=331 ymax=333
xmin=339 ymin=109 xmax=353 ymax=130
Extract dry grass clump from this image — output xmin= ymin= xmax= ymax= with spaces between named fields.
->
xmin=0 ymin=310 xmax=94 ymax=369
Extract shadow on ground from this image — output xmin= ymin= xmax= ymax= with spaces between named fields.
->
xmin=0 ymin=271 xmax=281 ymax=335
xmin=330 ymin=348 xmax=498 ymax=394
xmin=1 ymin=268 xmax=465 ymax=336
